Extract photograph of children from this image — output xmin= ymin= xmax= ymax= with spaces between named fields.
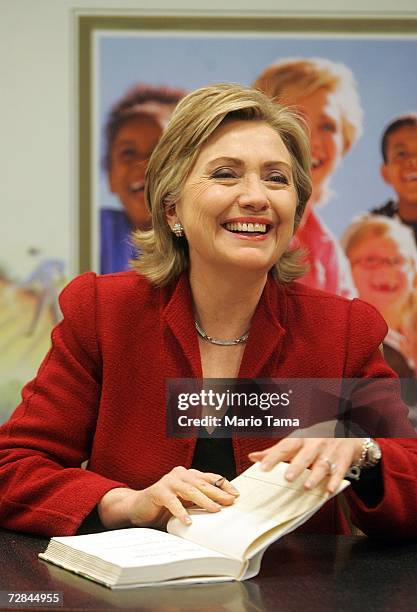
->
xmin=92 ymin=30 xmax=416 ymax=402
xmin=100 ymin=84 xmax=185 ymax=273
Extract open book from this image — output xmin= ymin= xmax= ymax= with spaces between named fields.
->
xmin=39 ymin=462 xmax=349 ymax=588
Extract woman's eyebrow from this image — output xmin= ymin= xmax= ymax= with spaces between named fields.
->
xmin=206 ymin=157 xmax=292 ymax=169
xmin=206 ymin=156 xmax=243 ymax=168
xmin=263 ymin=160 xmax=292 ymax=170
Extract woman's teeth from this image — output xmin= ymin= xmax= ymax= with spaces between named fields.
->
xmin=224 ymin=222 xmax=267 ymax=233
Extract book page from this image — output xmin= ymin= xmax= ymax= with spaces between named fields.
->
xmin=43 ymin=528 xmax=232 ymax=568
xmin=168 ymin=462 xmax=349 ymax=561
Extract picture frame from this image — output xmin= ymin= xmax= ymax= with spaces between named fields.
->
xmin=77 ymin=13 xmax=417 ymax=272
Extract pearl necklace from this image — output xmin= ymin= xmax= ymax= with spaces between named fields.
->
xmin=195 ymin=320 xmax=249 ymax=346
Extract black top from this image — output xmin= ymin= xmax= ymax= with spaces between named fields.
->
xmin=191 ymin=436 xmax=237 ymax=481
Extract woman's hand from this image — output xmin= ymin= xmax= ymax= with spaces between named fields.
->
xmin=98 ymin=467 xmax=239 ymax=530
xmin=248 ymin=437 xmax=364 ymax=494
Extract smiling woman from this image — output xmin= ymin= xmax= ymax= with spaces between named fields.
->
xmin=1 ymin=83 xmax=417 ymax=541
xmin=134 ymin=83 xmax=311 ymax=287
xmin=166 ymin=120 xmax=298 ymax=283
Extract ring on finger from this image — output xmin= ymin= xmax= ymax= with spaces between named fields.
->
xmin=321 ymin=457 xmax=337 ymax=475
xmin=214 ymin=477 xmax=226 ymax=488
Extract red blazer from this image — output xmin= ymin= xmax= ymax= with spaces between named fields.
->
xmin=0 ymin=271 xmax=416 ymax=537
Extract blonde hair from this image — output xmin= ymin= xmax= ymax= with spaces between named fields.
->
xmin=132 ymin=82 xmax=312 ymax=286
xmin=341 ymin=215 xmax=417 ymax=267
xmin=253 ymin=57 xmax=363 ymax=155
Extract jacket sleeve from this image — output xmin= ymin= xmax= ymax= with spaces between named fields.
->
xmin=0 ymin=273 xmax=127 ymax=536
xmin=343 ymin=299 xmax=417 ymax=538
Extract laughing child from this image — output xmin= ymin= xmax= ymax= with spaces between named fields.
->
xmin=371 ymin=113 xmax=417 ymax=244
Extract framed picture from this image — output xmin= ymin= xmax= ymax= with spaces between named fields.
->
xmin=77 ymin=14 xmax=417 ymax=272
xmin=77 ymin=14 xmax=417 ymax=401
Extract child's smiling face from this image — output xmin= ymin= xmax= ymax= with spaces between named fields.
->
xmin=295 ymin=88 xmax=344 ymax=204
xmin=381 ymin=125 xmax=417 ymax=206
xmin=108 ymin=114 xmax=162 ymax=229
xmin=348 ymin=235 xmax=414 ymax=311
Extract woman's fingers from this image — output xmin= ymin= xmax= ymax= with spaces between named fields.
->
xmin=146 ymin=484 xmax=219 ymax=527
xmin=215 ymin=478 xmax=240 ymax=497
xmin=199 ymin=471 xmax=240 ymax=497
xmin=303 ymin=441 xmax=357 ymax=492
xmin=197 ymin=481 xmax=239 ymax=505
xmin=174 ymin=472 xmax=238 ymax=512
xmin=248 ymin=450 xmax=267 ymax=461
xmin=327 ymin=463 xmax=352 ymax=493
xmin=179 ymin=484 xmax=223 ymax=512
xmin=145 ymin=468 xmax=240 ymax=526
xmin=303 ymin=456 xmax=339 ymax=490
xmin=163 ymin=495 xmax=193 ymax=525
xmin=284 ymin=441 xmax=326 ymax=481
xmin=249 ymin=438 xmax=364 ymax=493
xmin=249 ymin=438 xmax=303 ymax=471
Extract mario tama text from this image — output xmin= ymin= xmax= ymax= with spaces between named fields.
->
xmin=166 ymin=378 xmax=416 ymax=439
xmin=178 ymin=412 xmax=298 ymax=429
